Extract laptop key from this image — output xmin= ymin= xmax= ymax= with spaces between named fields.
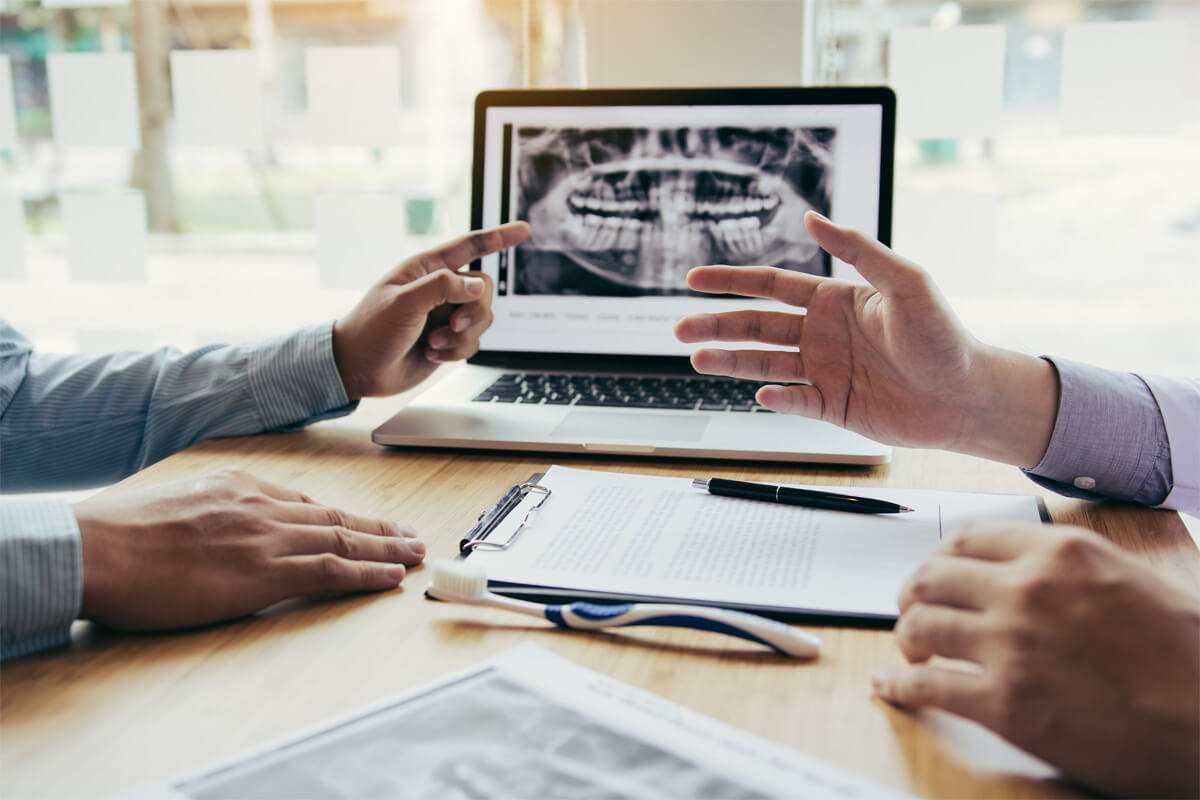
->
xmin=472 ymin=373 xmax=768 ymax=410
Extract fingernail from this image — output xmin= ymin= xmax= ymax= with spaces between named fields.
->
xmin=870 ymin=670 xmax=889 ymax=693
xmin=425 ymin=348 xmax=443 ymax=363
xmin=384 ymin=565 xmax=406 ymax=582
xmin=464 ymin=277 xmax=484 ymax=295
xmin=408 ymin=539 xmax=426 ymax=556
xmin=452 ymin=314 xmax=472 ymax=332
xmin=396 ymin=524 xmax=418 ymax=538
xmin=429 ymin=332 xmax=449 ymax=349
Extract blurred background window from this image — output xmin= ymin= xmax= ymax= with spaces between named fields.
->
xmin=1 ymin=0 xmax=1196 ymax=378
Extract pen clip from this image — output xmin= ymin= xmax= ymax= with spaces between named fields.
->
xmin=461 ymin=483 xmax=551 ymax=554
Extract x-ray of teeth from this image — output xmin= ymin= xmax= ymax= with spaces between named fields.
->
xmin=513 ymin=126 xmax=834 ymax=296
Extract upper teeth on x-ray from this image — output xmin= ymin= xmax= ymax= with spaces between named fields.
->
xmin=514 ymin=126 xmax=834 ymax=296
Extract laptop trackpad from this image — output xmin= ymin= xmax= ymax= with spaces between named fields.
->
xmin=551 ymin=411 xmax=709 ymax=442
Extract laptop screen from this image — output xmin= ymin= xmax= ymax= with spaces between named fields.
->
xmin=471 ymin=88 xmax=894 ymax=360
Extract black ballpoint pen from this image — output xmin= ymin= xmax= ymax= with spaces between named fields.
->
xmin=692 ymin=477 xmax=915 ymax=514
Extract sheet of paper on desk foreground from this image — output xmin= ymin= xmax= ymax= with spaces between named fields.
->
xmin=470 ymin=465 xmax=1046 ymax=619
xmin=118 ymin=643 xmax=912 ymax=800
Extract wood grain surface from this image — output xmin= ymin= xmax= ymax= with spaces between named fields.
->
xmin=3 ymin=402 xmax=1196 ymax=799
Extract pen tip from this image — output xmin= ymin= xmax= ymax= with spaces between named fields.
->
xmin=900 ymin=505 xmax=916 ymax=513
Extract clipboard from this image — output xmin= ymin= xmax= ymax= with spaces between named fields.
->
xmin=451 ymin=472 xmax=736 ymax=618
xmin=459 ymin=473 xmax=550 ymax=554
xmin=452 ymin=467 xmax=1052 ymax=626
xmin=462 ymin=474 xmax=1050 ymax=557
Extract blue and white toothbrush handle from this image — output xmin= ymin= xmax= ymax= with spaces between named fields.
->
xmin=543 ymin=601 xmax=821 ymax=659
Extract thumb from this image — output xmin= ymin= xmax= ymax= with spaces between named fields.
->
xmin=398 ymin=269 xmax=488 ymax=313
xmin=803 ymin=211 xmax=928 ymax=297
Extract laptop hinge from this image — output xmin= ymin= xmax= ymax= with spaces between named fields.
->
xmin=468 ymin=351 xmax=699 ymax=376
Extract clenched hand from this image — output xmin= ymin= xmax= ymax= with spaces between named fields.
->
xmin=333 ymin=222 xmax=530 ymax=401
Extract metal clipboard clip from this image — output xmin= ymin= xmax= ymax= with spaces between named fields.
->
xmin=460 ymin=482 xmax=552 ymax=554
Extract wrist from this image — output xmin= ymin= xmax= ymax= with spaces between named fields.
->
xmin=331 ymin=319 xmax=365 ymax=402
xmin=951 ymin=346 xmax=1060 ymax=468
xmin=74 ymin=502 xmax=120 ymax=621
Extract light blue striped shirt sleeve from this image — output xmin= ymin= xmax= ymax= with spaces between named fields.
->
xmin=0 ymin=501 xmax=81 ymax=659
xmin=0 ymin=319 xmax=357 ymax=660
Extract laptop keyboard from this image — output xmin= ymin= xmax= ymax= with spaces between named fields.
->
xmin=471 ymin=373 xmax=774 ymax=412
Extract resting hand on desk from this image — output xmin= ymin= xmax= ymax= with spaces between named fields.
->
xmin=874 ymin=522 xmax=1200 ymax=798
xmin=333 ymin=221 xmax=531 ymax=401
xmin=72 ymin=468 xmax=426 ymax=631
xmin=673 ymin=212 xmax=1059 ymax=469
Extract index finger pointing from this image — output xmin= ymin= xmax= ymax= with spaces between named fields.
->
xmin=686 ymin=265 xmax=827 ymax=308
xmin=421 ymin=222 xmax=531 ymax=274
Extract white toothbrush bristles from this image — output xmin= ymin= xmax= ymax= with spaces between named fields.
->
xmin=427 ymin=560 xmax=490 ymax=602
xmin=426 ymin=560 xmax=549 ymax=616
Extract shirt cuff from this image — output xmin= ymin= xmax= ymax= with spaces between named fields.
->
xmin=1143 ymin=375 xmax=1200 ymax=515
xmin=246 ymin=321 xmax=358 ymax=432
xmin=1023 ymin=357 xmax=1171 ymax=506
xmin=0 ymin=500 xmax=83 ymax=661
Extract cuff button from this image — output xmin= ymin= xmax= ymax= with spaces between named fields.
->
xmin=1073 ymin=476 xmax=1097 ymax=490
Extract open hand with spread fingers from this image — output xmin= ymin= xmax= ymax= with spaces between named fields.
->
xmin=674 ymin=212 xmax=1059 ymax=469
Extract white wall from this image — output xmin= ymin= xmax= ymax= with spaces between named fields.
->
xmin=580 ymin=0 xmax=810 ymax=87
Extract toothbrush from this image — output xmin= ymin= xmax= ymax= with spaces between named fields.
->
xmin=426 ymin=560 xmax=821 ymax=659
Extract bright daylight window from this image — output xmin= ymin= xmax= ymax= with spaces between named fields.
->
xmin=1 ymin=0 xmax=1196 ymax=380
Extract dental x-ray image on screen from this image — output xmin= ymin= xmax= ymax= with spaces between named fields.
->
xmin=513 ymin=126 xmax=835 ymax=296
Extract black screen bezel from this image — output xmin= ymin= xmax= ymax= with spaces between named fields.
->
xmin=468 ymin=86 xmax=896 ymax=373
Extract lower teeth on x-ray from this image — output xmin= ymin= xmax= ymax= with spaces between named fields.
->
xmin=514 ymin=126 xmax=834 ymax=296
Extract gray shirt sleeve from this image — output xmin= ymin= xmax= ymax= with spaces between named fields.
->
xmin=0 ymin=321 xmax=357 ymax=660
xmin=1023 ymin=357 xmax=1172 ymax=506
xmin=1 ymin=321 xmax=356 ymax=492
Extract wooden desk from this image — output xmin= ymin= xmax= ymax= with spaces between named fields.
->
xmin=3 ymin=407 xmax=1197 ymax=799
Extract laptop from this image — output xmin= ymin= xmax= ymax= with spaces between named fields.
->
xmin=373 ymin=87 xmax=895 ymax=464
